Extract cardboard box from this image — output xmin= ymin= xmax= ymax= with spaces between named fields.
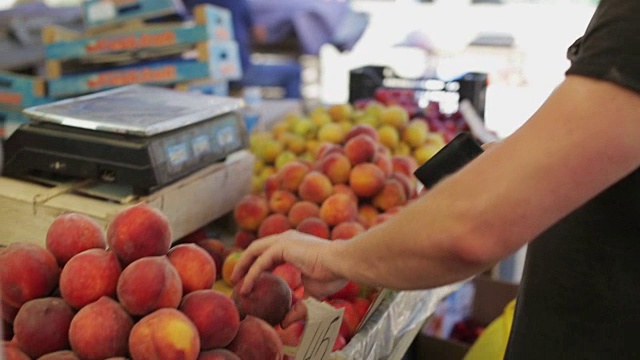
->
xmin=81 ymin=0 xmax=185 ymax=29
xmin=410 ymin=276 xmax=519 ymax=359
xmin=0 ymin=72 xmax=52 ymax=108
xmin=0 ymin=149 xmax=254 ymax=248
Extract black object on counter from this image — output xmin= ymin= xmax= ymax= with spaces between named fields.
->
xmin=413 ymin=132 xmax=484 ymax=189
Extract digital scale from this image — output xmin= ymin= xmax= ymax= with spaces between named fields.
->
xmin=2 ymin=84 xmax=248 ymax=196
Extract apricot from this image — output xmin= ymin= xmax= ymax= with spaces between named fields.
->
xmin=298 ymin=171 xmax=334 ymax=204
xmin=167 ymin=243 xmax=216 ymax=294
xmin=232 ymin=272 xmax=292 ymax=326
xmin=116 ymin=256 xmax=183 ymax=316
xmin=180 ymin=289 xmax=240 ymax=349
xmin=319 ymin=193 xmax=358 ymax=227
xmin=275 ymin=161 xmax=309 ymax=193
xmin=0 ymin=243 xmax=60 ymax=308
xmin=296 ymin=217 xmax=330 ymax=239
xmin=129 ymin=308 xmax=200 ymax=360
xmin=317 ymin=122 xmax=345 ymax=144
xmin=349 ymin=163 xmax=386 ymax=198
xmin=380 ymin=104 xmax=409 ymax=129
xmin=107 ymin=203 xmax=172 ymax=266
xmin=46 ymin=213 xmax=106 ymax=266
xmin=315 ymin=153 xmax=352 ymax=185
xmin=59 ymin=248 xmax=122 ymax=309
xmin=257 ymin=213 xmax=292 ymax=238
xmin=233 ymin=195 xmax=270 ymax=232
xmin=377 ymin=125 xmax=400 ymax=150
xmin=226 ymin=315 xmax=284 ymax=360
xmin=331 ymin=221 xmax=366 ymax=240
xmin=68 ymin=296 xmax=133 ymax=360
xmin=327 ymin=103 xmax=353 ymax=122
xmin=269 ymin=190 xmax=298 ymax=215
xmin=13 ymin=297 xmax=74 ymax=358
xmin=402 ymin=119 xmax=429 ymax=148
xmin=287 ymin=201 xmax=320 ymax=228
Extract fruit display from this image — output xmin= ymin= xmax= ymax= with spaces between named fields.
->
xmin=248 ymin=101 xmax=459 ymax=195
xmin=0 ymin=203 xmax=377 ymax=359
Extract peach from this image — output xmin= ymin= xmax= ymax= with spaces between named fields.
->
xmin=327 ymin=103 xmax=353 ymax=122
xmin=167 ymin=244 xmax=216 ymax=294
xmin=272 ymin=263 xmax=303 ymax=290
xmin=257 ymin=213 xmax=292 ymax=238
xmin=331 ymin=221 xmax=366 ymax=240
xmin=263 ymin=174 xmax=279 ymax=199
xmin=319 ymin=194 xmax=358 ymax=227
xmin=372 ymin=178 xmax=408 ymax=211
xmin=68 ymin=296 xmax=133 ymax=360
xmin=276 ymin=161 xmax=309 ymax=193
xmin=275 ymin=320 xmax=305 ymax=347
xmin=345 ymin=123 xmax=379 ymax=142
xmin=222 ymin=251 xmax=243 ymax=286
xmin=232 ymin=272 xmax=292 ymax=326
xmin=116 ymin=256 xmax=182 ymax=316
xmin=332 ymin=183 xmax=359 ymax=204
xmin=315 ymin=143 xmax=342 ymax=160
xmin=46 ymin=213 xmax=106 ymax=266
xmin=0 ymin=243 xmax=60 ymax=308
xmin=107 ymin=203 xmax=172 ymax=266
xmin=315 ymin=153 xmax=352 ymax=186
xmin=357 ymin=204 xmax=379 ymax=228
xmin=198 ymin=349 xmax=240 ymax=360
xmin=391 ymin=172 xmax=418 ymax=200
xmin=391 ymin=155 xmax=418 ymax=177
xmin=2 ymin=342 xmax=30 ymax=360
xmin=327 ymin=299 xmax=360 ymax=341
xmin=196 ymin=239 xmax=226 ymax=281
xmin=233 ymin=195 xmax=270 ymax=232
xmin=180 ymin=289 xmax=240 ymax=349
xmin=59 ymin=248 xmax=122 ymax=309
xmin=287 ymin=201 xmax=320 ymax=227
xmin=353 ymin=297 xmax=373 ymax=321
xmin=374 ymin=151 xmax=393 ymax=178
xmin=13 ymin=297 xmax=74 ymax=358
xmin=329 ymin=281 xmax=361 ymax=302
xmin=296 ymin=217 xmax=330 ymax=239
xmin=344 ymin=134 xmax=377 ymax=165
xmin=349 ymin=163 xmax=386 ymax=198
xmin=129 ymin=308 xmax=200 ymax=360
xmin=298 ymin=171 xmax=333 ymax=204
xmin=234 ymin=230 xmax=257 ymax=249
xmin=269 ymin=190 xmax=298 ymax=215
xmin=226 ymin=315 xmax=284 ymax=360
xmin=37 ymin=350 xmax=80 ymax=359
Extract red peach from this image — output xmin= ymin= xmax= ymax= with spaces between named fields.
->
xmin=298 ymin=171 xmax=334 ymax=204
xmin=315 ymin=143 xmax=342 ymax=160
xmin=59 ymin=248 xmax=122 ymax=309
xmin=287 ymin=201 xmax=320 ymax=228
xmin=232 ymin=272 xmax=292 ymax=326
xmin=344 ymin=134 xmax=377 ymax=165
xmin=332 ymin=184 xmax=359 ymax=204
xmin=257 ymin=213 xmax=292 ymax=238
xmin=319 ymin=194 xmax=358 ymax=227
xmin=196 ymin=239 xmax=226 ymax=281
xmin=372 ymin=178 xmax=408 ymax=212
xmin=269 ymin=190 xmax=298 ymax=215
xmin=68 ymin=296 xmax=133 ymax=360
xmin=315 ymin=153 xmax=352 ymax=185
xmin=13 ymin=297 xmax=74 ymax=358
xmin=117 ymin=256 xmax=183 ymax=316
xmin=349 ymin=163 xmax=386 ymax=198
xmin=331 ymin=221 xmax=366 ymax=240
xmin=46 ymin=213 xmax=106 ymax=266
xmin=234 ymin=230 xmax=257 ymax=249
xmin=374 ymin=152 xmax=393 ymax=178
xmin=297 ymin=217 xmax=331 ymax=239
xmin=345 ymin=123 xmax=379 ymax=142
xmin=226 ymin=316 xmax=284 ymax=360
xmin=180 ymin=289 xmax=240 ymax=349
xmin=107 ymin=203 xmax=172 ymax=266
xmin=329 ymin=281 xmax=362 ymax=301
xmin=233 ymin=195 xmax=270 ymax=232
xmin=391 ymin=172 xmax=418 ymax=200
xmin=275 ymin=161 xmax=309 ymax=193
xmin=0 ymin=243 xmax=60 ymax=308
xmin=357 ymin=204 xmax=379 ymax=228
xmin=391 ymin=155 xmax=418 ymax=177
xmin=327 ymin=299 xmax=360 ymax=341
xmin=128 ymin=308 xmax=200 ymax=360
xmin=272 ymin=263 xmax=303 ymax=290
xmin=167 ymin=244 xmax=216 ymax=294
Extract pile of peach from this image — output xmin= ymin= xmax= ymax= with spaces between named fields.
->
xmin=1 ymin=204 xmax=331 ymax=360
xmin=249 ymin=102 xmax=447 ymax=195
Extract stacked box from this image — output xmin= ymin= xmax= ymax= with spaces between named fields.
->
xmin=0 ymin=72 xmax=54 ymax=139
xmin=43 ymin=4 xmax=241 ymax=98
xmin=81 ymin=0 xmax=186 ymax=30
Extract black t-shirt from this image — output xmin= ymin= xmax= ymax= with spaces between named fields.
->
xmin=505 ymin=0 xmax=640 ymax=358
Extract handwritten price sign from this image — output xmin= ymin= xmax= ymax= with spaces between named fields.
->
xmin=293 ymin=298 xmax=344 ymax=360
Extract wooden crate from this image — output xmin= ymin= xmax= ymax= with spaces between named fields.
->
xmin=0 ymin=150 xmax=254 ymax=248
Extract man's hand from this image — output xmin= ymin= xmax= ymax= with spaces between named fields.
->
xmin=231 ymin=230 xmax=348 ymax=299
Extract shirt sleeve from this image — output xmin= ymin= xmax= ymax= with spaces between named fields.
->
xmin=565 ymin=0 xmax=640 ymax=94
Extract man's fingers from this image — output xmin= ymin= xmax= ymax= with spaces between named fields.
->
xmin=239 ymin=246 xmax=284 ymax=295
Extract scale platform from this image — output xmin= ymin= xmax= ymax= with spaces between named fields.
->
xmin=2 ymin=84 xmax=248 ymax=195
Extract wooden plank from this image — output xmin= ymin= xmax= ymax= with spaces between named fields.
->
xmin=0 ymin=150 xmax=255 ymax=247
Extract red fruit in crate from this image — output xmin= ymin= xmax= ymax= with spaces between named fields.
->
xmin=234 ymin=195 xmax=270 ymax=232
xmin=327 ymin=299 xmax=360 ymax=341
xmin=330 ymin=281 xmax=361 ymax=302
xmin=272 ymin=263 xmax=302 ymax=290
xmin=333 ymin=334 xmax=347 ymax=351
xmin=232 ymin=272 xmax=292 ymax=326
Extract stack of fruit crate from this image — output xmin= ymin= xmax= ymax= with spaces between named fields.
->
xmin=42 ymin=2 xmax=241 ymax=99
xmin=0 ymin=72 xmax=52 ymax=139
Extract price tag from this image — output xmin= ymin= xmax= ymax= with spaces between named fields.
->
xmin=295 ymin=298 xmax=343 ymax=360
